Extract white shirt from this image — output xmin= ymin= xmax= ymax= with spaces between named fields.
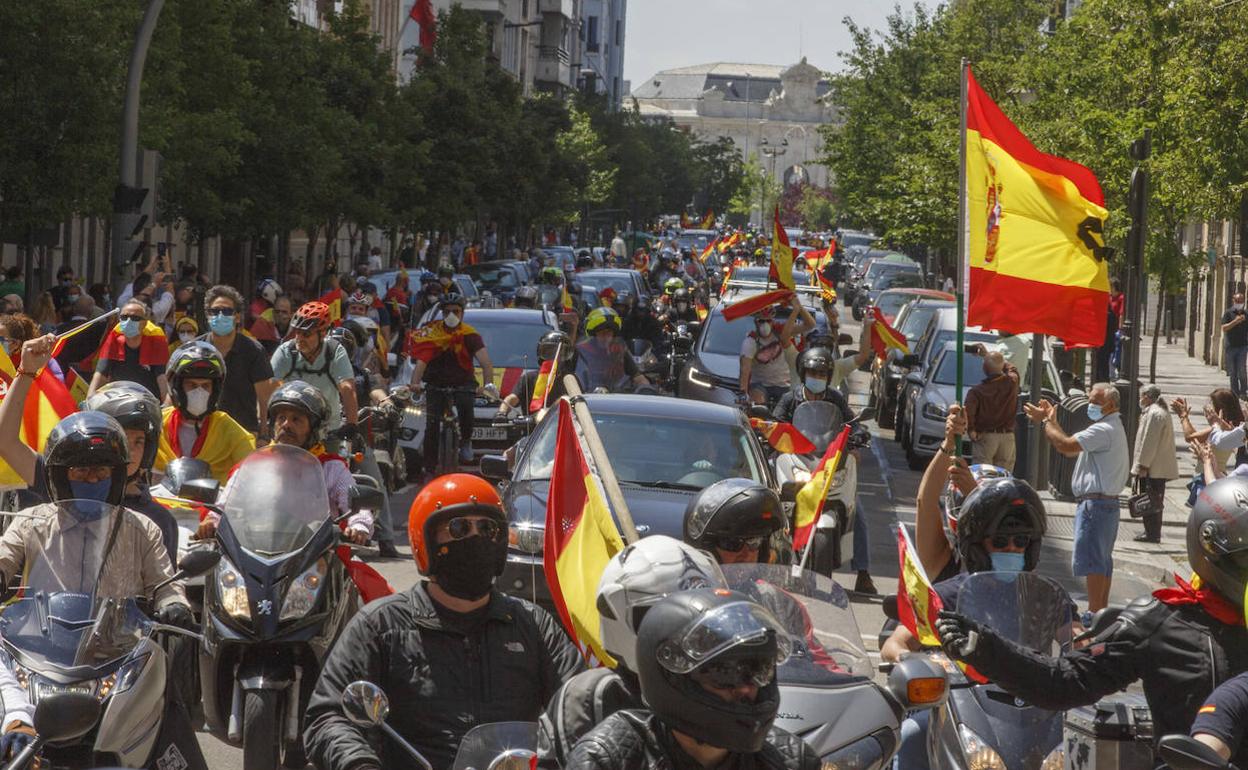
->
xmin=1071 ymin=412 xmax=1130 ymax=497
xmin=1211 ymin=424 xmax=1246 ymax=453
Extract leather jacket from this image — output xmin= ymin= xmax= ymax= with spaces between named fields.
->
xmin=536 ymin=667 xmax=641 ymax=769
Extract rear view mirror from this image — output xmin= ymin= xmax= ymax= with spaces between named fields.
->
xmin=180 ymin=477 xmax=220 ymax=504
xmin=33 ymin=691 xmax=100 ymax=745
xmin=886 ymin=656 xmax=949 ymax=711
xmin=838 ymin=333 xmax=854 ymax=346
xmin=342 ymin=681 xmax=389 ymax=727
xmin=747 ymin=405 xmax=774 ymax=421
xmin=899 ymin=354 xmax=920 ymax=368
xmin=854 ymin=407 xmax=877 ymax=424
xmin=178 ymin=548 xmax=221 ymax=579
xmin=780 ymin=480 xmax=803 ymax=503
xmin=349 ymin=484 xmax=385 ymax=514
xmin=480 ymin=454 xmax=510 ymax=481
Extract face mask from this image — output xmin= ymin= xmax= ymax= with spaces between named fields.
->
xmin=208 ymin=314 xmax=235 ymax=336
xmin=102 ymin=294 xmax=111 ymax=305
xmin=1235 ymin=304 xmax=1245 ymax=311
xmin=68 ymin=293 xmax=81 ymax=304
xmin=178 ymin=331 xmax=196 ymax=343
xmin=444 ymin=313 xmax=461 ymax=329
xmin=989 ymin=551 xmax=1026 ymax=572
xmin=119 ymin=318 xmax=142 ymax=338
xmin=185 ymin=388 xmax=211 ymax=417
xmin=1086 ymin=403 xmax=1104 ymax=421
xmin=432 ymin=535 xmax=505 ymax=599
xmin=804 ymin=376 xmax=828 ymax=395
xmin=68 ymin=478 xmax=113 ymax=504
xmin=756 ymin=323 xmax=773 ymax=337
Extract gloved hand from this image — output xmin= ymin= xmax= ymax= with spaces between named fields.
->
xmin=935 ymin=610 xmax=982 ymax=660
xmin=482 ymin=382 xmax=500 ymax=401
xmin=338 ymin=423 xmax=361 ymax=442
xmin=1 ymin=721 xmax=37 ymax=760
xmin=156 ymin=602 xmax=197 ymax=631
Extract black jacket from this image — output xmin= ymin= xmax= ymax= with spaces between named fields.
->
xmin=566 ymin=710 xmax=819 ymax=770
xmin=303 ymin=583 xmax=583 ymax=770
xmin=958 ymin=596 xmax=1248 ymax=744
xmin=536 ymin=667 xmax=641 ymax=769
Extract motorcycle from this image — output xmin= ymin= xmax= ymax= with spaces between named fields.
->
xmin=1159 ymin=734 xmax=1241 ymax=770
xmin=341 ymin=680 xmax=537 ymax=770
xmin=2 ymin=691 xmax=100 ymax=770
xmin=351 ymin=386 xmax=413 ymax=493
xmin=151 ymin=457 xmax=221 ymax=613
xmin=0 ymin=500 xmax=219 ymax=769
xmin=721 ymin=563 xmax=946 ymax=768
xmin=199 ymin=445 xmax=373 ymax=770
xmin=770 ymin=400 xmax=874 ymax=577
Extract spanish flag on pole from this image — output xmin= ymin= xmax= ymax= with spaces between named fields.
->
xmin=768 ymin=207 xmax=795 ymax=292
xmin=869 ymin=307 xmax=910 ymax=358
xmin=963 ymin=65 xmax=1110 ymax=346
xmin=699 ymin=238 xmax=719 ymax=263
xmin=792 ymin=425 xmax=850 ymax=551
xmin=528 ymin=347 xmax=560 ymax=413
xmin=544 ymin=399 xmax=626 ymax=664
xmin=318 ymin=287 xmax=344 ymax=325
xmin=0 ymin=344 xmax=78 ymax=487
xmin=896 ymin=524 xmax=943 ymax=646
xmin=748 ymin=417 xmax=816 ymax=455
xmin=700 ymin=210 xmax=715 ymax=229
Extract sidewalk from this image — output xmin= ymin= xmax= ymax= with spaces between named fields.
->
xmin=1037 ymin=334 xmax=1220 ymax=589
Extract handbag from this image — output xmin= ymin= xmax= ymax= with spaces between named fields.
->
xmin=1127 ymin=476 xmax=1155 ymax=519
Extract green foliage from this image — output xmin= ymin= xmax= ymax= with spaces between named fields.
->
xmin=797 ymin=185 xmax=837 ymax=231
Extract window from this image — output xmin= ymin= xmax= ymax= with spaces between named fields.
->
xmin=614 ymin=19 xmax=621 ymax=45
xmin=522 ymin=0 xmax=529 ymax=18
xmin=586 ymin=15 xmax=599 ymax=51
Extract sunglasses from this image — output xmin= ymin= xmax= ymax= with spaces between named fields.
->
xmin=443 ymin=516 xmax=503 ymax=542
xmin=691 ymin=656 xmax=775 ymax=690
xmin=120 ymin=313 xmax=145 ymax=322
xmin=207 ymin=307 xmax=237 ymax=317
xmin=990 ymin=534 xmax=1031 ymax=550
xmin=714 ymin=535 xmax=765 ymax=553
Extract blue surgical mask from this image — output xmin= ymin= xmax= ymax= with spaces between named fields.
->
xmin=989 ymin=551 xmax=1026 ymax=572
xmin=208 ymin=314 xmax=235 ymax=336
xmin=119 ymin=318 xmax=141 ymax=338
xmin=1086 ymin=403 xmax=1104 ymax=421
xmin=68 ymin=479 xmax=113 ymax=505
xmin=804 ymin=376 xmax=828 ymax=395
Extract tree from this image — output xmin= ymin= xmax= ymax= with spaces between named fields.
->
xmin=797 ymin=185 xmax=837 ymax=231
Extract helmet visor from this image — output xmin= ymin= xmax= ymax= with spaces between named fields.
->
xmin=655 ymin=600 xmax=791 ymax=675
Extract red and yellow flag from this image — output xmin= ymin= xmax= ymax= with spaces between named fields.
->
xmin=700 ymin=210 xmax=715 ymax=229
xmin=719 ymin=262 xmax=734 ymax=296
xmin=896 ymin=524 xmax=943 ymax=646
xmin=64 ymin=368 xmax=90 ymax=404
xmin=529 ymin=350 xmax=560 ymax=413
xmin=721 ymin=290 xmax=793 ymax=323
xmin=544 ymin=399 xmax=626 ymax=664
xmin=793 ymin=426 xmax=850 ymax=551
xmin=318 ymin=287 xmax=344 ymax=325
xmin=717 ymin=232 xmax=742 ymax=253
xmin=99 ymin=320 xmax=170 ymax=367
xmin=407 ymin=320 xmax=480 ymax=370
xmin=699 ymin=238 xmax=719 ymax=263
xmin=768 ymin=207 xmax=795 ymax=292
xmin=748 ymin=417 xmax=816 ymax=455
xmin=870 ymin=307 xmax=910 ymax=358
xmin=680 ymin=212 xmax=692 ymax=229
xmin=561 ymin=284 xmax=574 ymax=312
xmin=964 ymin=65 xmax=1109 ymax=347
xmin=0 ymin=346 xmax=77 ymax=488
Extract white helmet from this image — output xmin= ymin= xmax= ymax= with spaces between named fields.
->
xmin=596 ymin=535 xmax=726 ymax=674
xmin=257 ymin=278 xmax=283 ymax=305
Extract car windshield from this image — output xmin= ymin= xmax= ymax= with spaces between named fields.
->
xmin=933 ymin=351 xmax=990 ymax=387
xmin=926 ymin=329 xmax=997 ymax=365
xmin=898 ymin=304 xmax=950 ymax=344
xmin=876 ymin=292 xmax=914 ymax=318
xmin=466 ymin=312 xmax=551 ymax=369
xmin=840 ymin=233 xmax=875 ymax=249
xmin=518 ymin=412 xmax=766 ymax=486
xmin=866 ymin=261 xmax=919 ymax=280
xmin=463 ymin=265 xmax=518 ymax=290
xmin=879 ymin=272 xmax=924 ymax=290
xmin=577 ymin=272 xmax=635 ymax=297
xmin=454 ymin=276 xmax=479 ymax=298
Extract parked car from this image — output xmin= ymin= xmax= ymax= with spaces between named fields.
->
xmin=850 ymin=257 xmax=922 ymax=316
xmin=575 ymin=268 xmax=652 ymax=307
xmin=869 ymin=296 xmax=954 ymax=429
xmin=873 ymin=288 xmax=954 ymax=325
xmin=482 ymin=394 xmax=782 ymax=607
xmin=853 ymin=270 xmax=928 ymax=319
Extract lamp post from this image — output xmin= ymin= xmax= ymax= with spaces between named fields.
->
xmin=760 ymin=137 xmax=788 ymax=223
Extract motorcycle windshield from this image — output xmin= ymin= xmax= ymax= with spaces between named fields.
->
xmin=220 ymin=445 xmax=332 ymax=557
xmin=954 ymin=572 xmax=1073 ymax=654
xmin=574 ymin=350 xmax=630 ymax=393
xmin=721 ymin=564 xmax=873 ymax=685
xmin=452 ymin=722 xmax=538 ymax=770
xmin=792 ymin=401 xmax=845 ymax=455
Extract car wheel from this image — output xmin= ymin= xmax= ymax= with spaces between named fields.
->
xmin=878 ymin=393 xmax=895 ymax=429
xmin=905 ymin=422 xmax=926 ymax=471
xmin=852 ymin=303 xmax=864 ymax=322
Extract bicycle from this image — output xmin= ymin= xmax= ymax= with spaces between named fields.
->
xmin=418 ymin=384 xmax=498 ymax=475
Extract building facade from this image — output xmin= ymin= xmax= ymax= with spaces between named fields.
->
xmin=579 ymin=0 xmax=627 ymax=108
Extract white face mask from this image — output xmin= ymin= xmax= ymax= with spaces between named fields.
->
xmin=756 ymin=322 xmax=773 ymax=337
xmin=185 ymin=388 xmax=211 ymax=417
xmin=444 ymin=313 xmax=461 ymax=329
xmin=178 ymin=331 xmax=195 ymax=343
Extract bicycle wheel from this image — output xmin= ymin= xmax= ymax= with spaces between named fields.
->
xmin=437 ymin=418 xmax=460 ymax=474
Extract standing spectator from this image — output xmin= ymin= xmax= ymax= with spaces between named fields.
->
xmin=1024 ymin=382 xmax=1129 ymax=613
xmin=202 ymin=285 xmax=276 ymax=436
xmin=285 ymin=259 xmax=307 ymax=305
xmin=118 ymin=272 xmax=174 ymax=329
xmin=1131 ymin=384 xmax=1178 ymax=543
xmin=1222 ymin=291 xmax=1248 ymax=397
xmin=87 ymin=282 xmax=113 ymax=312
xmin=1174 ymin=389 xmax=1246 ymax=505
xmin=312 ymin=258 xmax=338 ymax=298
xmin=29 ymin=292 xmax=57 ymax=333
xmin=484 ymin=224 xmax=498 ymax=260
xmin=366 ymin=246 xmax=383 ymax=273
xmin=0 ymin=296 xmax=22 ymax=316
xmin=610 ymin=230 xmax=627 ymax=263
xmin=48 ymin=265 xmax=73 ymax=310
xmin=965 ymin=347 xmax=1021 ymax=472
xmin=88 ymin=298 xmax=170 ymax=401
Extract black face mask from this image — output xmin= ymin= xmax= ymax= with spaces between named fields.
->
xmin=432 ymin=535 xmax=506 ymax=600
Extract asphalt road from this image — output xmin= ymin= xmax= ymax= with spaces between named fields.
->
xmin=195 ymin=313 xmax=1154 ymax=767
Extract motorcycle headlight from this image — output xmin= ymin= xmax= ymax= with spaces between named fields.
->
xmin=216 ymin=556 xmax=251 ymax=621
xmin=958 ymin=724 xmax=1006 ymax=770
xmin=1039 ymin=745 xmax=1065 ymax=770
xmin=820 ymin=734 xmax=885 ymax=770
xmin=280 ymin=558 xmax=328 ymax=621
xmin=922 ymin=401 xmax=949 ymax=421
xmin=100 ymin=652 xmax=149 ymax=700
xmin=509 ymin=523 xmax=545 ymax=555
xmin=686 ymin=365 xmax=713 ymax=389
xmin=828 ymin=469 xmax=847 ymax=490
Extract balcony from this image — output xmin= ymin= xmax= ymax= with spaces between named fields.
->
xmin=458 ymin=0 xmax=506 ymax=21
xmin=539 ymin=0 xmax=576 ymax=19
xmin=536 ymin=46 xmax=575 ymax=90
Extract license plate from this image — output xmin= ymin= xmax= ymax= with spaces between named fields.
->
xmin=472 ymin=427 xmax=508 ymax=442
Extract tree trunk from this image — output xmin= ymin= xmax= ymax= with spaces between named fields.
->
xmin=306 ymin=224 xmax=320 ymax=268
xmin=1149 ymin=280 xmax=1164 ymax=383
xmin=327 ymin=218 xmax=339 ymax=264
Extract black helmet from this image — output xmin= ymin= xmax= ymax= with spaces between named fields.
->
xmin=339 ymin=317 xmax=370 ymax=350
xmin=1189 ymin=476 xmax=1248 ymax=606
xmin=439 ymin=293 xmax=466 ymax=311
xmin=83 ymin=381 xmax=161 ymax=473
xmin=537 ymin=330 xmax=574 ymax=363
xmin=168 ymin=341 xmax=226 ymax=417
xmin=327 ymin=326 xmax=357 ymax=360
xmin=43 ymin=412 xmax=130 ymax=505
xmin=796 ymin=345 xmax=836 ymax=390
xmin=267 ymin=380 xmax=330 ymax=448
xmin=672 ymin=288 xmax=690 ymax=305
xmin=635 ymin=588 xmax=790 ymax=753
xmin=514 ymin=285 xmax=539 ymax=309
xmin=576 ymin=254 xmax=594 ymax=270
xmin=683 ymin=479 xmax=784 ymax=562
xmin=437 ymin=264 xmax=454 ymax=278
xmin=955 ymin=478 xmax=1046 ymax=573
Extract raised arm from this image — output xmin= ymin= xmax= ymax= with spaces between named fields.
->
xmin=0 ymin=335 xmax=55 ymax=485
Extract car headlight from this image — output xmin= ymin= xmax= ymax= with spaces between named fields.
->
xmin=1039 ymin=746 xmax=1065 ymax=770
xmin=958 ymin=724 xmax=1006 ymax=770
xmin=509 ymin=523 xmax=545 ymax=555
xmin=686 ymin=365 xmax=714 ymax=389
xmin=922 ymin=401 xmax=949 ymax=421
xmin=216 ymin=556 xmax=251 ymax=621
xmin=280 ymin=558 xmax=328 ymax=621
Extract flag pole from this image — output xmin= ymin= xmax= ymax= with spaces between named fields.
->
xmin=955 ymin=59 xmax=969 ymax=455
xmin=55 ymin=308 xmax=120 ymax=344
xmin=561 ymin=375 xmax=640 ymax=543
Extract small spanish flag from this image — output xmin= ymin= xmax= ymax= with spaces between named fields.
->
xmin=896 ymin=524 xmax=943 ymax=646
xmin=700 ymin=209 xmax=715 ymax=229
xmin=768 ymin=207 xmax=795 ymax=292
xmin=870 ymin=307 xmax=910 ymax=358
xmin=318 ymin=287 xmax=344 ymax=325
xmin=793 ymin=426 xmax=850 ymax=550
xmin=749 ymin=418 xmax=815 ymax=455
xmin=699 ymin=238 xmax=719 ymax=263
xmin=529 ymin=349 xmax=560 ymax=413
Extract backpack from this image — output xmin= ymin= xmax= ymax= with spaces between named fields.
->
xmin=280 ymin=337 xmax=342 ymax=381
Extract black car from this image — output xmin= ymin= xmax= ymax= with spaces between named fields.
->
xmin=868 ymin=297 xmax=954 ymax=428
xmin=574 ymin=268 xmax=651 ymax=306
xmin=482 ymin=394 xmax=780 ymax=607
xmin=461 ymin=260 xmax=530 ymax=305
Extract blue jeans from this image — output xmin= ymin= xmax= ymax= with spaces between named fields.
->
xmin=1229 ymin=345 xmax=1248 ymax=396
xmin=1073 ymin=498 xmax=1119 ymax=577
xmin=851 ymin=503 xmax=870 ymax=572
xmin=894 ymin=710 xmax=931 ymax=770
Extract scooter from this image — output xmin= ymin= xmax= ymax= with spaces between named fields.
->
xmin=341 ymin=680 xmax=538 ymax=770
xmin=0 ymin=500 xmax=219 ymax=769
xmin=151 ymin=457 xmax=221 ymax=613
xmin=720 ymin=563 xmax=947 ymax=766
xmin=770 ymin=400 xmax=875 ymax=577
xmin=199 ymin=445 xmax=376 ymax=770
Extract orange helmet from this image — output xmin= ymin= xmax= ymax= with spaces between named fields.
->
xmin=407 ymin=473 xmax=506 ymax=574
xmin=292 ymin=301 xmax=332 ymax=333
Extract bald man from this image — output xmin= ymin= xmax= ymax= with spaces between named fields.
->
xmin=965 ymin=345 xmax=1020 ymax=472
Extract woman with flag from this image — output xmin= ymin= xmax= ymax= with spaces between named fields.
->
xmin=87 ymin=297 xmax=170 ymax=401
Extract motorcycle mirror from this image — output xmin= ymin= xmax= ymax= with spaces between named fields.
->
xmin=178 ymin=548 xmax=221 ymax=579
xmin=746 ymin=405 xmax=773 ymax=421
xmin=899 ymin=353 xmax=920 ymax=368
xmin=350 ymin=485 xmax=385 ymax=515
xmin=837 ymin=333 xmax=854 ymax=346
xmin=854 ymin=406 xmax=877 ymax=424
xmin=32 ymin=691 xmax=100 ymax=745
xmin=886 ymin=656 xmax=949 ymax=711
xmin=1158 ymin=735 xmax=1232 ymax=770
xmin=779 ymin=480 xmax=802 ymax=503
xmin=881 ymin=594 xmax=899 ymax=621
xmin=488 ymin=750 xmax=539 ymax=770
xmin=480 ymin=454 xmax=510 ymax=481
xmin=179 ymin=477 xmax=221 ymax=504
xmin=342 ymin=681 xmax=390 ymax=727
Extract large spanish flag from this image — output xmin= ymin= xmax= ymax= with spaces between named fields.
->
xmin=0 ymin=346 xmax=78 ymax=488
xmin=768 ymin=207 xmax=796 ymax=292
xmin=544 ymin=399 xmax=625 ymax=664
xmin=98 ymin=320 xmax=170 ymax=367
xmin=964 ymin=65 xmax=1110 ymax=346
xmin=407 ymin=320 xmax=479 ymax=370
xmin=529 ymin=355 xmax=559 ymax=413
xmin=793 ymin=425 xmax=850 ymax=551
xmin=721 ymin=289 xmax=793 ymax=322
xmin=896 ymin=524 xmax=943 ymax=646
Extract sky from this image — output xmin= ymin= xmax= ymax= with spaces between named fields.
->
xmin=623 ymin=0 xmax=939 ymax=90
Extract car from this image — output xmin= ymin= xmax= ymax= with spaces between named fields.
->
xmin=679 ymin=303 xmax=831 ymax=405
xmin=872 ymin=288 xmax=953 ymax=324
xmin=539 ymin=246 xmax=576 ymax=271
xmin=836 ymin=229 xmax=877 ymax=251
xmin=851 ymin=256 xmax=922 ymax=312
xmin=854 ymin=270 xmax=928 ymax=318
xmin=574 ymin=268 xmax=651 ymax=307
xmin=460 ymin=261 xmax=529 ymax=305
xmin=397 ymin=307 xmax=559 ymax=474
xmin=722 ymin=266 xmax=821 ymax=307
xmin=482 ymin=393 xmax=782 ymax=607
xmin=869 ymin=296 xmax=954 ymax=428
xmin=676 ymin=229 xmax=717 ymax=254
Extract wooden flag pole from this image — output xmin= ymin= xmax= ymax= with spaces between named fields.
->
xmin=561 ymin=374 xmax=640 ymax=543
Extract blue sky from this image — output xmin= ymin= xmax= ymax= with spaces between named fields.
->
xmin=623 ymin=1 xmax=940 ymax=89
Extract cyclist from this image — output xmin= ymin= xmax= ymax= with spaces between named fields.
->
xmin=270 ymin=300 xmax=359 ymax=453
xmin=497 ymin=330 xmax=576 ymax=417
xmin=576 ymin=307 xmax=650 ymax=393
xmin=408 ymin=294 xmax=497 ymax=471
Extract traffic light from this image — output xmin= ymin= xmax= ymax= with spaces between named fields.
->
xmin=113 ymin=184 xmax=149 ymax=264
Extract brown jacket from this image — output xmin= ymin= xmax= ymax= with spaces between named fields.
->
xmin=965 ymin=363 xmax=1020 ymax=434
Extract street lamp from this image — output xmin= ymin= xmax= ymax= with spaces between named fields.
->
xmin=760 ymin=137 xmax=788 ymax=222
